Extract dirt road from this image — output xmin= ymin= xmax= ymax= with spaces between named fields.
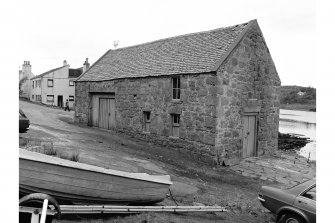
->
xmin=19 ymin=100 xmax=275 ymax=223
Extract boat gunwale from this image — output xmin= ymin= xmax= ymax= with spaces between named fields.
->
xmin=19 ymin=149 xmax=172 ymax=185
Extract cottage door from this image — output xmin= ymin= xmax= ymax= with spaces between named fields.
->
xmin=242 ymin=115 xmax=257 ymax=158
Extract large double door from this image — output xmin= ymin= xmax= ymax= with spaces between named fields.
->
xmin=98 ymin=98 xmax=115 ymax=130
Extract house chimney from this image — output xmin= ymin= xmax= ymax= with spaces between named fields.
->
xmin=83 ymin=58 xmax=90 ymax=73
xmin=63 ymin=60 xmax=68 ymax=66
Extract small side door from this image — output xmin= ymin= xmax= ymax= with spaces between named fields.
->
xmin=293 ymin=185 xmax=316 ymax=223
xmin=242 ymin=115 xmax=257 ymax=158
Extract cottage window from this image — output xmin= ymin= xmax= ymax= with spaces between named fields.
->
xmin=172 ymin=76 xmax=180 ymax=100
xmin=69 ymin=80 xmax=74 ymax=86
xmin=47 ymin=95 xmax=54 ymax=102
xmin=143 ymin=111 xmax=151 ymax=132
xmin=48 ymin=79 xmax=54 ymax=87
xmin=69 ymin=96 xmax=74 ymax=101
xmin=171 ymin=114 xmax=180 ymax=137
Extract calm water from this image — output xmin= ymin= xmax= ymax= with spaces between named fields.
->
xmin=279 ymin=109 xmax=316 ymax=160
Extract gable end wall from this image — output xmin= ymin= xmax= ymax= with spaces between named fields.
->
xmin=215 ymin=23 xmax=281 ymax=165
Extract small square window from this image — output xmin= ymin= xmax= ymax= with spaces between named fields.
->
xmin=48 ymin=79 xmax=53 ymax=87
xmin=171 ymin=114 xmax=180 ymax=137
xmin=69 ymin=96 xmax=74 ymax=101
xmin=69 ymin=80 xmax=74 ymax=86
xmin=143 ymin=111 xmax=151 ymax=132
xmin=47 ymin=95 xmax=54 ymax=102
xmin=172 ymin=76 xmax=181 ymax=100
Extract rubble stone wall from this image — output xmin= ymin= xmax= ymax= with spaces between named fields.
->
xmin=215 ymin=24 xmax=281 ymax=165
xmin=75 ymin=73 xmax=219 ymax=164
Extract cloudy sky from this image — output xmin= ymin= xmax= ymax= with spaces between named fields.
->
xmin=6 ymin=0 xmax=315 ymax=87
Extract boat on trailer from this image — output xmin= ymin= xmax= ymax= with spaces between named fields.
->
xmin=19 ymin=148 xmax=172 ymax=205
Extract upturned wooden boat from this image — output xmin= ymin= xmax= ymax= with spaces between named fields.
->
xmin=19 ymin=149 xmax=172 ymax=204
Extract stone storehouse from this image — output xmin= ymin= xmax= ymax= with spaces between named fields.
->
xmin=75 ymin=20 xmax=280 ymax=165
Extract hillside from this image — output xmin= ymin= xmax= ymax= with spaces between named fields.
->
xmin=279 ymin=85 xmax=316 ymax=111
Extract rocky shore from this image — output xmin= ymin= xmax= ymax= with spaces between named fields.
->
xmin=278 ymin=132 xmax=312 ymax=151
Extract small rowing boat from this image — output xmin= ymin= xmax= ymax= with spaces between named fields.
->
xmin=19 ymin=149 xmax=172 ymax=204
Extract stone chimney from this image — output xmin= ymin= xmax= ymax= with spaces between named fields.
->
xmin=83 ymin=58 xmax=90 ymax=73
xmin=63 ymin=60 xmax=68 ymax=66
xmin=22 ymin=61 xmax=32 ymax=75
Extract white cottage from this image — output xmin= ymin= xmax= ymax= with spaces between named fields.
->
xmin=30 ymin=59 xmax=89 ymax=108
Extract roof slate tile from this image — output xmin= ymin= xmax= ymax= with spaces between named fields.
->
xmin=77 ymin=21 xmax=250 ymax=82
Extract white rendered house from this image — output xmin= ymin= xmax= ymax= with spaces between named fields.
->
xmin=30 ymin=59 xmax=89 ymax=109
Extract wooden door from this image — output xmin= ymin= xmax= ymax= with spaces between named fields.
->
xmin=242 ymin=115 xmax=257 ymax=158
xmin=98 ymin=98 xmax=115 ymax=130
xmin=108 ymin=99 xmax=115 ymax=129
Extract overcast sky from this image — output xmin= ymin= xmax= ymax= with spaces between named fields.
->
xmin=7 ymin=0 xmax=315 ymax=87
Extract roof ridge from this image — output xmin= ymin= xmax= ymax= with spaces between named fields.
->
xmin=31 ymin=65 xmax=68 ymax=80
xmin=112 ymin=21 xmax=250 ymax=53
xmin=212 ymin=19 xmax=257 ymax=71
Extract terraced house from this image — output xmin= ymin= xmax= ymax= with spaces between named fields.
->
xmin=74 ymin=19 xmax=281 ymax=165
xmin=30 ymin=59 xmax=89 ymax=109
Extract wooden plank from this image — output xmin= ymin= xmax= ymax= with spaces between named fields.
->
xmin=242 ymin=116 xmax=249 ymax=158
xmin=108 ymin=98 xmax=115 ymax=129
xmin=247 ymin=116 xmax=256 ymax=157
xmin=20 ymin=205 xmax=228 ymax=215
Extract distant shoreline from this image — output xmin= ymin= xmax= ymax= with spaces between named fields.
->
xmin=280 ymin=103 xmax=316 ymax=112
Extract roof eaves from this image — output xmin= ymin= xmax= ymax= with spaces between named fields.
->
xmin=76 ymin=71 xmax=216 ymax=83
xmin=212 ymin=19 xmax=258 ymax=71
xmin=75 ymin=50 xmax=112 ymax=82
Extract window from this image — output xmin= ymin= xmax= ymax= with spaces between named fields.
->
xmin=171 ymin=114 xmax=180 ymax=137
xmin=69 ymin=96 xmax=74 ymax=101
xmin=302 ymin=186 xmax=316 ymax=201
xmin=48 ymin=79 xmax=54 ymax=87
xmin=32 ymin=95 xmax=34 ymax=100
xmin=172 ymin=76 xmax=181 ymax=100
xmin=47 ymin=95 xmax=54 ymax=102
xmin=32 ymin=81 xmax=34 ymax=89
xmin=143 ymin=111 xmax=151 ymax=132
xmin=69 ymin=80 xmax=74 ymax=86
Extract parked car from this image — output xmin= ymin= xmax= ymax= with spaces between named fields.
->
xmin=19 ymin=109 xmax=30 ymax=133
xmin=258 ymin=178 xmax=316 ymax=223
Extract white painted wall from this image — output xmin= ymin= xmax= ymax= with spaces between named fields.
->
xmin=29 ymin=66 xmax=77 ymax=108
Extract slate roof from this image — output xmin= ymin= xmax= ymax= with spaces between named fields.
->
xmin=77 ymin=20 xmax=254 ymax=82
xmin=31 ymin=66 xmax=66 ymax=80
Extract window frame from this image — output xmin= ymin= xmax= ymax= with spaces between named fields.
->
xmin=143 ymin=111 xmax=151 ymax=133
xmin=172 ymin=76 xmax=181 ymax=100
xmin=171 ymin=114 xmax=180 ymax=137
xmin=47 ymin=79 xmax=54 ymax=87
xmin=46 ymin=95 xmax=54 ymax=102
xmin=301 ymin=185 xmax=316 ymax=201
xmin=69 ymin=80 xmax=74 ymax=86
